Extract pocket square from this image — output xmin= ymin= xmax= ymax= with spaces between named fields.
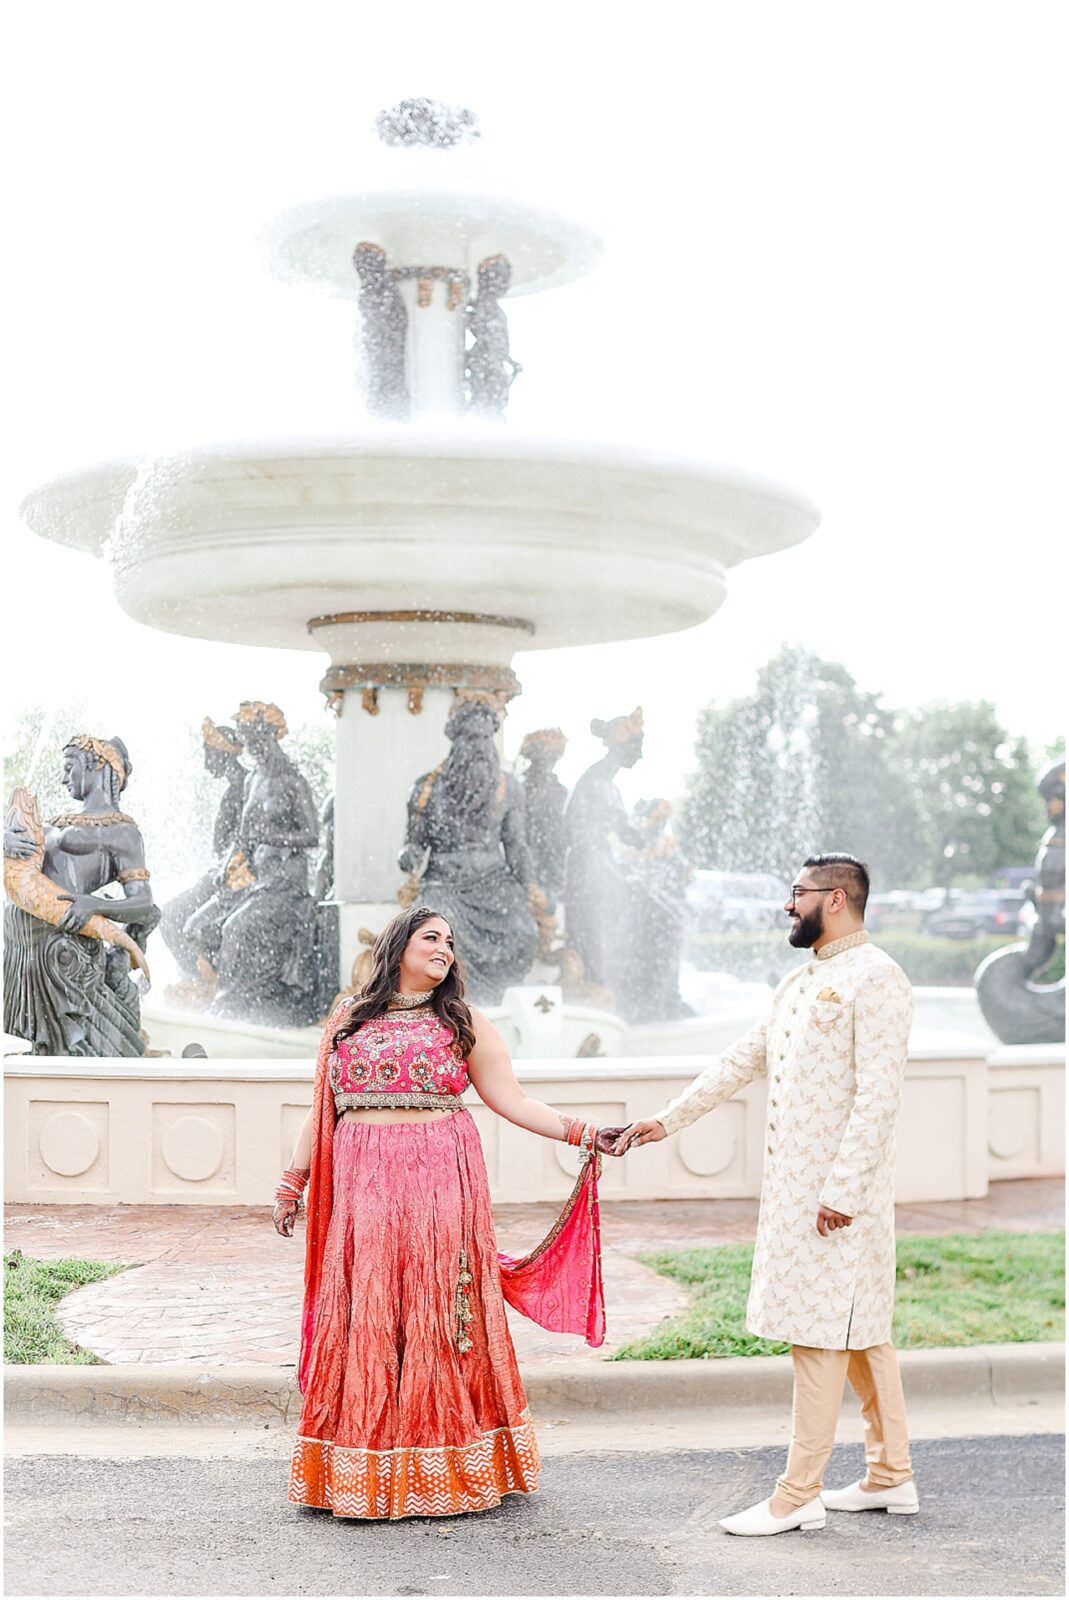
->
xmin=817 ymin=987 xmax=842 ymax=1003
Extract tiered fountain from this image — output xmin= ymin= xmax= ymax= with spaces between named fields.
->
xmin=21 ymin=99 xmax=817 ymax=1031
xmin=9 ymin=102 xmax=1062 ymax=1209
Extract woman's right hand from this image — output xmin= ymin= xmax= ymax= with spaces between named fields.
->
xmin=272 ymin=1198 xmax=299 ymax=1237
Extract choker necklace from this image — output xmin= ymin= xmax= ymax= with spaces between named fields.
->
xmin=389 ymin=991 xmax=435 ymax=1010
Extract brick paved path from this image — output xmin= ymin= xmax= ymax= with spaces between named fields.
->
xmin=4 ymin=1179 xmax=1061 ymax=1368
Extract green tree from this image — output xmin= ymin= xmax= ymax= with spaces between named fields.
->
xmin=3 ymin=702 xmax=90 ymax=819
xmin=887 ymin=703 xmax=1046 ymax=887
xmin=679 ymin=646 xmax=923 ymax=886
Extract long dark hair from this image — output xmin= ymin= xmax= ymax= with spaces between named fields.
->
xmin=331 ymin=905 xmax=476 ymax=1058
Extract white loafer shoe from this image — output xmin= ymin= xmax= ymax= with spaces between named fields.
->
xmin=822 ymin=1478 xmax=919 ymax=1514
xmin=719 ymin=1496 xmax=826 ymax=1536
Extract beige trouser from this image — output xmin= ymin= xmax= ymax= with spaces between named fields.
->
xmin=775 ymin=1342 xmax=913 ymax=1509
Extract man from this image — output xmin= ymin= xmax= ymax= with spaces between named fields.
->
xmin=611 ymin=853 xmax=917 ymax=1536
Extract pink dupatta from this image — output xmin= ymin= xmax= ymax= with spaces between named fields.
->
xmin=497 ymin=1155 xmax=606 ymax=1348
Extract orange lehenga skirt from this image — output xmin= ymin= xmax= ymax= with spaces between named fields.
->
xmin=289 ymin=1109 xmax=603 ymax=1520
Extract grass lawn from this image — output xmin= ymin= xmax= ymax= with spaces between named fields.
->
xmin=613 ymin=1230 xmax=1065 ymax=1360
xmin=4 ymin=1251 xmax=125 ymax=1364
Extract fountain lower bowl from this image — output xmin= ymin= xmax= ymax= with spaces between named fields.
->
xmin=20 ymin=432 xmax=820 ymax=654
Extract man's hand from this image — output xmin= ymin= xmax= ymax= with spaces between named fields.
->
xmin=607 ymin=1119 xmax=667 ymax=1156
xmin=816 ymin=1206 xmax=853 ymax=1236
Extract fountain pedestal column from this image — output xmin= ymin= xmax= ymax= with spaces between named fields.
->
xmin=394 ymin=275 xmax=468 ymax=415
xmin=311 ymin=611 xmax=528 ymax=981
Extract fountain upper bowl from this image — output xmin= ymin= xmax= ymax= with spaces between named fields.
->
xmin=20 ymin=431 xmax=820 ymax=656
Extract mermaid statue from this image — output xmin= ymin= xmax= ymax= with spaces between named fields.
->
xmin=4 ymin=734 xmax=158 ymax=1056
xmin=976 ymin=755 xmax=1065 ymax=1044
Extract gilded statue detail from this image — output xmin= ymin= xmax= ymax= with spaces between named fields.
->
xmin=4 ymin=735 xmax=158 ymax=1056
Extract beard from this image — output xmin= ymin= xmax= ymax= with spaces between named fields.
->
xmin=787 ymin=904 xmax=825 ymax=948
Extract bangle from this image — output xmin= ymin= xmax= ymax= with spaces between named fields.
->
xmin=565 ymin=1117 xmax=583 ymax=1147
xmin=275 ymin=1166 xmax=309 ymax=1205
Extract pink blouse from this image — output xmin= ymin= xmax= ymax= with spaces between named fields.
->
xmin=328 ymin=1006 xmax=470 ymax=1112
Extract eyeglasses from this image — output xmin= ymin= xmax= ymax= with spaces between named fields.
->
xmin=789 ymin=886 xmax=836 ymax=904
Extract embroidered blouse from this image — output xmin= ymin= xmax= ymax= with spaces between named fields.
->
xmin=328 ymin=1005 xmax=470 ymax=1112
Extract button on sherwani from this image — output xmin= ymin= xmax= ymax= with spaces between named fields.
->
xmin=654 ymin=932 xmax=914 ymax=1350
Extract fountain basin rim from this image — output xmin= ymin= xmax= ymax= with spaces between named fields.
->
xmin=4 ymin=1037 xmax=1023 ymax=1079
xmin=20 ymin=433 xmax=820 ymax=653
xmin=21 ymin=431 xmax=821 ymax=545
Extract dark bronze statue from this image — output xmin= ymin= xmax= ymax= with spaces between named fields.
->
xmin=562 ymin=709 xmax=646 ymax=1010
xmin=353 ymin=242 xmax=409 ymax=421
xmin=519 ymin=728 xmax=569 ymax=912
xmin=465 ymin=255 xmax=521 ymax=416
xmin=160 ymin=719 xmax=246 ymax=1002
xmin=624 ymin=798 xmax=695 ymax=1022
xmin=311 ymin=792 xmax=340 ymax=1015
xmin=4 ymin=735 xmax=159 ymax=1055
xmin=399 ymin=696 xmax=538 ymax=1003
xmin=185 ymin=703 xmax=320 ymax=1026
xmin=976 ymin=756 xmax=1065 ymax=1044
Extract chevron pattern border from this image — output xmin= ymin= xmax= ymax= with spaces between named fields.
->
xmin=288 ymin=1409 xmax=540 ymax=1519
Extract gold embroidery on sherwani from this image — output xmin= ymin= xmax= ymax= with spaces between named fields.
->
xmin=653 ymin=938 xmax=913 ymax=1350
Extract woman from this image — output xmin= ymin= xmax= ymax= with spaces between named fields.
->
xmin=274 ymin=904 xmax=611 ymax=1520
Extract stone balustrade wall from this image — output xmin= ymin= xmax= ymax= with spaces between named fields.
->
xmin=4 ymin=1045 xmax=1063 ymax=1207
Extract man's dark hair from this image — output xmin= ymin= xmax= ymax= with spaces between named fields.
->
xmin=803 ymin=853 xmax=871 ymax=915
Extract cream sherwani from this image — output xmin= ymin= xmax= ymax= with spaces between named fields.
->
xmin=654 ymin=930 xmax=914 ymax=1351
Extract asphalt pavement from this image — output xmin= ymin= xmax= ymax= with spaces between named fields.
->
xmin=4 ymin=1434 xmax=1063 ymax=1597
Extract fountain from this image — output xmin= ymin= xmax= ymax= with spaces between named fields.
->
xmin=12 ymin=101 xmax=1058 ymax=1213
xmin=18 ymin=99 xmax=818 ymax=1049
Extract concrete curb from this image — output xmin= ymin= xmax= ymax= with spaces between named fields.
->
xmin=5 ymin=1343 xmax=1063 ymax=1428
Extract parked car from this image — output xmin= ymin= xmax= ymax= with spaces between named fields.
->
xmin=685 ymin=871 xmax=791 ymax=933
xmin=922 ymin=890 xmax=1027 ymax=940
xmin=867 ymin=889 xmax=945 ymax=934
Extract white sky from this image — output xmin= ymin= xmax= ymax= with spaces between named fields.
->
xmin=3 ymin=1 xmax=1065 ymax=813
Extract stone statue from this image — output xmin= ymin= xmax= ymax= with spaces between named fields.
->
xmin=353 ymin=242 xmax=409 ymax=421
xmin=624 ymin=798 xmax=695 ymax=1022
xmin=519 ymin=728 xmax=569 ymax=911
xmin=160 ymin=718 xmax=246 ymax=1000
xmin=399 ymin=696 xmax=538 ymax=1003
xmin=465 ymin=255 xmax=521 ymax=416
xmin=4 ymin=734 xmax=159 ymax=1056
xmin=185 ymin=703 xmax=320 ymax=1026
xmin=311 ymin=792 xmax=340 ymax=1015
xmin=976 ymin=755 xmax=1065 ymax=1044
xmin=562 ymin=709 xmax=646 ymax=1010
xmin=312 ymin=793 xmax=335 ymax=904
